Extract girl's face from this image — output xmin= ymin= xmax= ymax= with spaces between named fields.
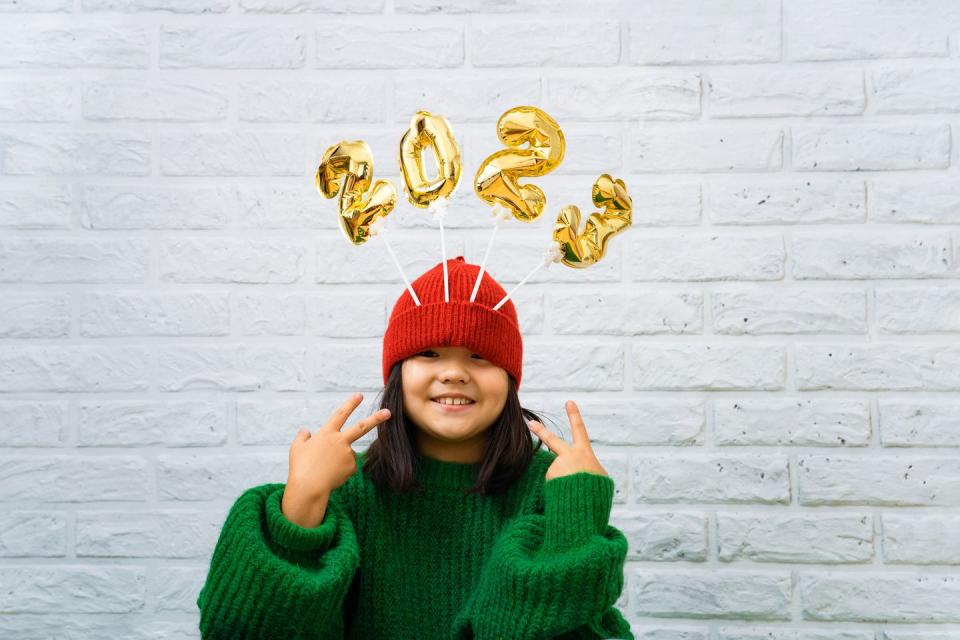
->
xmin=401 ymin=345 xmax=509 ymax=463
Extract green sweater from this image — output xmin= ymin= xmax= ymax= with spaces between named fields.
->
xmin=196 ymin=446 xmax=634 ymax=640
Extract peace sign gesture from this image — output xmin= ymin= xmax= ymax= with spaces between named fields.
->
xmin=527 ymin=400 xmax=608 ymax=482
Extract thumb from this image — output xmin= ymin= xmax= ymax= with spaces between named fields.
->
xmin=293 ymin=426 xmax=310 ymax=443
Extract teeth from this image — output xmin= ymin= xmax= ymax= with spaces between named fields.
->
xmin=434 ymin=397 xmax=474 ymax=405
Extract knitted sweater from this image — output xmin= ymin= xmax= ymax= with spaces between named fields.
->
xmin=196 ymin=446 xmax=634 ymax=640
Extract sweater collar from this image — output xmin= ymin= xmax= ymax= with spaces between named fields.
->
xmin=414 ymin=451 xmax=481 ymax=490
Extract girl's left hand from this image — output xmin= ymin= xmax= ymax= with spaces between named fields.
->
xmin=527 ymin=400 xmax=609 ymax=481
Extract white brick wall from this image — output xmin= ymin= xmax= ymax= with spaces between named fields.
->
xmin=1 ymin=0 xmax=959 ymax=638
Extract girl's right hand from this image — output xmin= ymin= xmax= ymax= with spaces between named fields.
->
xmin=286 ymin=392 xmax=391 ymax=499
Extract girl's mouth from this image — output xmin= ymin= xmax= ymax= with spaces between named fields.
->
xmin=431 ymin=399 xmax=476 ymax=412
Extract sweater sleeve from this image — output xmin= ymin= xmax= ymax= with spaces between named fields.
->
xmin=452 ymin=471 xmax=634 ymax=640
xmin=196 ymin=481 xmax=361 ymax=640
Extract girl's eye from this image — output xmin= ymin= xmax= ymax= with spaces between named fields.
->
xmin=471 ymin=354 xmax=485 ymax=360
xmin=418 ymin=350 xmax=437 ymax=357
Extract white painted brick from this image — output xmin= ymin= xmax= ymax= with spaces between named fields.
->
xmin=879 ymin=401 xmax=960 ymax=447
xmin=614 ymin=510 xmax=708 ymax=561
xmin=158 ymin=131 xmax=304 ymax=176
xmin=718 ymin=513 xmax=873 ymax=563
xmin=629 ymin=125 xmax=784 ymax=173
xmin=522 ymin=342 xmax=624 ymax=391
xmin=79 ymin=184 xmax=232 ymax=230
xmin=0 ymin=455 xmax=148 ymax=501
xmin=872 ymin=67 xmax=960 ymax=114
xmin=786 ymin=0 xmax=954 ymax=61
xmin=0 ymin=401 xmax=67 ymax=446
xmin=0 ymin=235 xmax=149 ymax=283
xmin=870 ymin=177 xmax=960 ymax=223
xmin=622 ymin=180 xmax=701 ymax=226
xmin=796 ymin=343 xmax=960 ymax=391
xmin=706 ymin=178 xmax=865 ymax=225
xmin=395 ymin=0 xmax=618 ymax=11
xmin=1 ymin=130 xmax=150 ymax=175
xmin=82 ymin=80 xmax=230 ymax=122
xmin=0 ymin=185 xmax=72 ymax=229
xmin=714 ymin=398 xmax=870 ymax=447
xmin=160 ymin=26 xmax=306 ymax=69
xmin=77 ymin=400 xmax=228 ymax=446
xmin=0 ymin=567 xmax=145 ymax=613
xmin=313 ymin=343 xmax=384 ymax=391
xmin=792 ymin=124 xmax=950 ymax=171
xmin=631 ymin=569 xmax=791 ymax=618
xmin=0 ymin=293 xmax=71 ymax=338
xmin=470 ymin=21 xmax=619 ymax=67
xmin=547 ymin=72 xmax=701 ymax=121
xmin=84 ymin=0 xmax=229 ymax=11
xmin=79 ymin=292 xmax=230 ymax=337
xmin=316 ymin=23 xmax=462 ymax=69
xmin=801 ymin=572 xmax=960 ymax=622
xmin=634 ymin=343 xmax=785 ymax=391
xmin=239 ymin=0 xmax=382 ymax=12
xmin=0 ymin=27 xmax=149 ymax=68
xmin=237 ymin=183 xmax=339 ymax=230
xmin=876 ymin=286 xmax=960 ymax=333
xmin=157 ymin=344 xmax=307 ymax=392
xmin=0 ymin=0 xmax=69 ymax=9
xmin=158 ymin=452 xmax=287 ymax=500
xmin=634 ymin=455 xmax=790 ymax=504
xmin=630 ymin=233 xmax=785 ymax=281
xmin=708 ymin=68 xmax=864 ymax=118
xmin=0 ymin=511 xmax=66 ymax=557
xmin=240 ymin=79 xmax=385 ymax=123
xmin=159 ymin=238 xmax=306 ymax=283
xmin=0 ymin=80 xmax=72 ymax=122
xmin=798 ymin=455 xmax=960 ymax=506
xmin=717 ymin=629 xmax=872 ymax=640
xmin=0 ymin=346 xmax=150 ymax=392
xmin=791 ymin=231 xmax=951 ymax=279
xmin=395 ymin=74 xmax=540 ymax=123
xmin=552 ymin=290 xmax=703 ymax=335
xmin=627 ymin=0 xmax=780 ymax=65
xmin=713 ymin=287 xmax=867 ymax=334
xmin=76 ymin=510 xmax=221 ymax=557
xmin=882 ymin=513 xmax=960 ymax=564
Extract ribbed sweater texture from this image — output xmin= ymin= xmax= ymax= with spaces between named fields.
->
xmin=196 ymin=446 xmax=634 ymax=640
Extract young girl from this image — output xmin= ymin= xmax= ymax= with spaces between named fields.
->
xmin=196 ymin=256 xmax=633 ymax=640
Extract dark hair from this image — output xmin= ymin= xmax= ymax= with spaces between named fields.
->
xmin=360 ymin=360 xmax=551 ymax=497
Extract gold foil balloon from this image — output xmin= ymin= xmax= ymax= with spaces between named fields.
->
xmin=399 ymin=111 xmax=462 ymax=208
xmin=474 ymin=105 xmax=565 ymax=222
xmin=316 ymin=140 xmax=397 ymax=245
xmin=553 ymin=174 xmax=632 ymax=268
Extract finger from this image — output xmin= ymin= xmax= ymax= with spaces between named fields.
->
xmin=324 ymin=392 xmax=364 ymax=432
xmin=342 ymin=407 xmax=391 ymax=444
xmin=527 ymin=419 xmax=570 ymax=455
xmin=293 ymin=426 xmax=310 ymax=443
xmin=565 ymin=400 xmax=590 ymax=448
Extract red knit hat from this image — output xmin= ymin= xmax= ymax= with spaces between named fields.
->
xmin=382 ymin=256 xmax=523 ymax=391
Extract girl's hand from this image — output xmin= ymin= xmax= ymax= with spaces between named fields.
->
xmin=527 ymin=400 xmax=608 ymax=482
xmin=287 ymin=392 xmax=391 ymax=499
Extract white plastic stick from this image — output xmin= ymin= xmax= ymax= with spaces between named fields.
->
xmin=470 ymin=205 xmax=512 ymax=303
xmin=492 ymin=241 xmax=563 ymax=311
xmin=369 ymin=216 xmax=421 ymax=306
xmin=429 ymin=199 xmax=449 ymax=302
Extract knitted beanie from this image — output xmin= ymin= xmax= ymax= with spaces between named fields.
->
xmin=382 ymin=256 xmax=523 ymax=391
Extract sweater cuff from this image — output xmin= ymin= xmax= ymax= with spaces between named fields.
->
xmin=543 ymin=471 xmax=615 ymax=552
xmin=265 ymin=485 xmax=338 ymax=553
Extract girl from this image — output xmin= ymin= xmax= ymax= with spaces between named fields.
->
xmin=196 ymin=256 xmax=633 ymax=640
